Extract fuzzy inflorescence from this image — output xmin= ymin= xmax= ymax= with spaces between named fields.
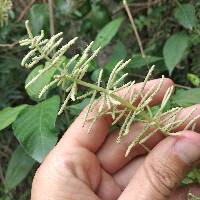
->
xmin=0 ymin=0 xmax=12 ymax=27
xmin=19 ymin=20 xmax=200 ymax=156
xmin=188 ymin=192 xmax=200 ymax=200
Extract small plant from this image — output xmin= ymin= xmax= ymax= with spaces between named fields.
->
xmin=0 ymin=0 xmax=12 ymax=27
xmin=19 ymin=20 xmax=200 ymax=156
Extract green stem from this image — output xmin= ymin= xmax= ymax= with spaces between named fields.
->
xmin=62 ymin=75 xmax=153 ymax=123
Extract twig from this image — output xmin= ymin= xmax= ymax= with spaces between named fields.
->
xmin=114 ymin=0 xmax=162 ymax=14
xmin=123 ymin=0 xmax=146 ymax=58
xmin=0 ymin=41 xmax=18 ymax=48
xmin=175 ymin=83 xmax=191 ymax=90
xmin=48 ymin=0 xmax=55 ymax=37
xmin=16 ymin=0 xmax=36 ymax=22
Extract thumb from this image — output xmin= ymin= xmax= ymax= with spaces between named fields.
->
xmin=119 ymin=130 xmax=200 ymax=200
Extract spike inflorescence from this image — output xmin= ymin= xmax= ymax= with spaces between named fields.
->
xmin=19 ymin=20 xmax=200 ymax=156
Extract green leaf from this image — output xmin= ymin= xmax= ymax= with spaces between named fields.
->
xmin=128 ymin=54 xmax=163 ymax=69
xmin=105 ymin=40 xmax=127 ymax=73
xmin=174 ymin=4 xmax=196 ymax=30
xmin=28 ymin=3 xmax=49 ymax=35
xmin=4 ymin=146 xmax=35 ymax=191
xmin=0 ymin=105 xmax=27 ymax=131
xmin=25 ymin=65 xmax=56 ymax=101
xmin=187 ymin=73 xmax=200 ymax=86
xmin=172 ymin=88 xmax=200 ymax=107
xmin=25 ymin=57 xmax=67 ymax=101
xmin=92 ymin=17 xmax=123 ymax=51
xmin=163 ymin=32 xmax=189 ymax=75
xmin=13 ymin=96 xmax=60 ymax=162
xmin=69 ymin=98 xmax=90 ymax=115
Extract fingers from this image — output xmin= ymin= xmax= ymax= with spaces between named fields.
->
xmin=97 ymin=104 xmax=200 ymax=174
xmin=114 ymin=156 xmax=145 ymax=190
xmin=96 ymin=169 xmax=122 ymax=200
xmin=57 ymin=78 xmax=173 ymax=153
xmin=118 ymin=130 xmax=200 ymax=200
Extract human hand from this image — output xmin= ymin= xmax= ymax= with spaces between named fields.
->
xmin=31 ymin=78 xmax=200 ymax=200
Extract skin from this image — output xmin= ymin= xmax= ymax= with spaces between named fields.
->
xmin=31 ymin=78 xmax=200 ymax=200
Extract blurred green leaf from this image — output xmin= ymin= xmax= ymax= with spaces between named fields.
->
xmin=163 ymin=32 xmax=189 ymax=75
xmin=105 ymin=40 xmax=127 ymax=73
xmin=182 ymin=169 xmax=200 ymax=185
xmin=13 ymin=96 xmax=60 ymax=162
xmin=92 ymin=17 xmax=123 ymax=51
xmin=69 ymin=98 xmax=90 ymax=115
xmin=25 ymin=65 xmax=56 ymax=101
xmin=90 ymin=3 xmax=111 ymax=29
xmin=174 ymin=4 xmax=196 ymax=30
xmin=25 ymin=56 xmax=67 ymax=101
xmin=187 ymin=73 xmax=200 ymax=86
xmin=172 ymin=88 xmax=200 ymax=107
xmin=91 ymin=68 xmax=101 ymax=82
xmin=128 ymin=54 xmax=162 ymax=69
xmin=28 ymin=4 xmax=49 ymax=35
xmin=4 ymin=146 xmax=35 ymax=191
xmin=0 ymin=105 xmax=27 ymax=131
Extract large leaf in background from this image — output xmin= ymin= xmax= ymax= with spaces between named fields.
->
xmin=4 ymin=146 xmax=35 ymax=191
xmin=163 ymin=32 xmax=189 ymax=75
xmin=128 ymin=54 xmax=162 ymax=69
xmin=105 ymin=40 xmax=127 ymax=73
xmin=92 ymin=17 xmax=123 ymax=51
xmin=174 ymin=4 xmax=196 ymax=30
xmin=25 ymin=57 xmax=67 ymax=101
xmin=28 ymin=3 xmax=49 ymax=35
xmin=13 ymin=96 xmax=60 ymax=162
xmin=0 ymin=105 xmax=27 ymax=131
xmin=172 ymin=88 xmax=200 ymax=107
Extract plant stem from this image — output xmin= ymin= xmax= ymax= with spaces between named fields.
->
xmin=58 ymin=75 xmax=155 ymax=123
xmin=48 ymin=0 xmax=55 ymax=37
xmin=123 ymin=0 xmax=146 ymax=58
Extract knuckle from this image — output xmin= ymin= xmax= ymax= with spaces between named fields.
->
xmin=144 ymin=158 xmax=180 ymax=198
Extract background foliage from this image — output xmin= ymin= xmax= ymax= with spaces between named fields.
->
xmin=0 ymin=0 xmax=200 ymax=199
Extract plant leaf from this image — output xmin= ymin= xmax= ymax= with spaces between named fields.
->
xmin=92 ymin=17 xmax=123 ymax=51
xmin=0 ymin=105 xmax=27 ymax=131
xmin=25 ymin=57 xmax=67 ymax=101
xmin=25 ymin=65 xmax=56 ymax=101
xmin=4 ymin=146 xmax=35 ymax=191
xmin=105 ymin=40 xmax=127 ymax=73
xmin=163 ymin=32 xmax=189 ymax=75
xmin=172 ymin=88 xmax=200 ymax=107
xmin=187 ymin=73 xmax=200 ymax=86
xmin=12 ymin=96 xmax=60 ymax=162
xmin=69 ymin=98 xmax=90 ymax=116
xmin=128 ymin=54 xmax=163 ymax=69
xmin=174 ymin=4 xmax=196 ymax=30
xmin=28 ymin=3 xmax=49 ymax=35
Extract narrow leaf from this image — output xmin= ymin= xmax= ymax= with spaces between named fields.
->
xmin=163 ymin=32 xmax=189 ymax=75
xmin=4 ymin=146 xmax=35 ymax=191
xmin=92 ymin=17 xmax=123 ymax=51
xmin=13 ymin=96 xmax=60 ymax=162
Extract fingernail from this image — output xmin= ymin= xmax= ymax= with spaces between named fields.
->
xmin=174 ymin=137 xmax=200 ymax=164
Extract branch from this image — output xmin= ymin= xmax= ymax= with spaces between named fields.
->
xmin=123 ymin=0 xmax=146 ymax=58
xmin=16 ymin=0 xmax=36 ymax=22
xmin=48 ymin=0 xmax=55 ymax=37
